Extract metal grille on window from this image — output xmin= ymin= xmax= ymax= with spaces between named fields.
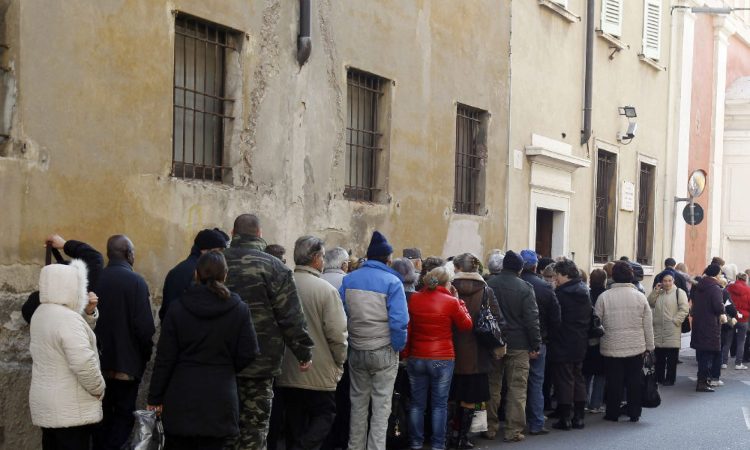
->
xmin=345 ymin=70 xmax=384 ymax=202
xmin=594 ymin=151 xmax=617 ymax=263
xmin=172 ymin=16 xmax=235 ymax=181
xmin=454 ymin=105 xmax=483 ymax=215
xmin=637 ymin=163 xmax=655 ymax=265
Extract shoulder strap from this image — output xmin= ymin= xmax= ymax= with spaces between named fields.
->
xmin=482 ymin=286 xmax=489 ymax=308
xmin=45 ymin=243 xmax=52 ymax=266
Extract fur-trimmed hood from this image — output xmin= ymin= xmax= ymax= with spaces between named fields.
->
xmin=39 ymin=259 xmax=88 ymax=314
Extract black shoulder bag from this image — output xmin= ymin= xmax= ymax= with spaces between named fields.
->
xmin=474 ymin=287 xmax=505 ymax=349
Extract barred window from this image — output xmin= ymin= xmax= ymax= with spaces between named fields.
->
xmin=172 ymin=16 xmax=237 ymax=181
xmin=453 ymin=104 xmax=487 ymax=215
xmin=594 ymin=150 xmax=617 ymax=263
xmin=637 ymin=162 xmax=656 ymax=265
xmin=345 ymin=69 xmax=386 ymax=202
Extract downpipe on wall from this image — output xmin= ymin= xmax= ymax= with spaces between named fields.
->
xmin=297 ymin=0 xmax=312 ymax=66
xmin=581 ymin=0 xmax=594 ymax=146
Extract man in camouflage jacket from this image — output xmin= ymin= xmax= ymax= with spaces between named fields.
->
xmin=224 ymin=214 xmax=314 ymax=450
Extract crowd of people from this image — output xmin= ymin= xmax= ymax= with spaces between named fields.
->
xmin=22 ymin=214 xmax=750 ymax=450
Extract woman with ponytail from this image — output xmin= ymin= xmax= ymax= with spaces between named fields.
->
xmin=404 ymin=265 xmax=473 ymax=450
xmin=148 ymin=250 xmax=259 ymax=449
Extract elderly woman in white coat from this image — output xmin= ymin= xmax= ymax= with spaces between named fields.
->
xmin=29 ymin=260 xmax=106 ymax=449
xmin=647 ymin=273 xmax=689 ymax=386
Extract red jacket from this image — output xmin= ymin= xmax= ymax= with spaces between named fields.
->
xmin=404 ymin=286 xmax=473 ymax=359
xmin=728 ymin=280 xmax=750 ymax=323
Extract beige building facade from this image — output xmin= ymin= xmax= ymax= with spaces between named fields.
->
xmin=0 ymin=0 xmax=678 ymax=446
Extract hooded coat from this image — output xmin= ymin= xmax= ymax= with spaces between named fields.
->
xmin=548 ymin=279 xmax=592 ymax=363
xmin=452 ymin=272 xmax=504 ymax=374
xmin=595 ymin=283 xmax=655 ymax=357
xmin=727 ymin=280 xmax=750 ymax=324
xmin=29 ymin=260 xmax=105 ymax=429
xmin=690 ymin=277 xmax=725 ymax=352
xmin=148 ymin=285 xmax=258 ymax=437
xmin=648 ymin=287 xmax=689 ymax=349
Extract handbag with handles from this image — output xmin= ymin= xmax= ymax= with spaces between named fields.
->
xmin=588 ymin=314 xmax=605 ymax=338
xmin=641 ymin=352 xmax=661 ymax=408
xmin=474 ymin=287 xmax=506 ymax=349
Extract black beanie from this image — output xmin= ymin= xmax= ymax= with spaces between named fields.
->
xmin=503 ymin=250 xmax=524 ymax=272
xmin=367 ymin=231 xmax=393 ymax=258
xmin=194 ymin=229 xmax=229 ymax=250
xmin=704 ymin=264 xmax=722 ymax=278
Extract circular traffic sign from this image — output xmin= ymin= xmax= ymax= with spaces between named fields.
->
xmin=682 ymin=203 xmax=704 ymax=225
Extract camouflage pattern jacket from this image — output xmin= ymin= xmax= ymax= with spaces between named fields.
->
xmin=224 ymin=234 xmax=314 ymax=378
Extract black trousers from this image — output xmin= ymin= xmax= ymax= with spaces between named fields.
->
xmin=604 ymin=355 xmax=643 ymax=420
xmin=165 ymin=435 xmax=225 ymax=450
xmin=654 ymin=347 xmax=679 ymax=384
xmin=92 ymin=379 xmax=139 ymax=450
xmin=280 ymin=387 xmax=337 ymax=450
xmin=551 ymin=362 xmax=586 ymax=405
xmin=42 ymin=425 xmax=94 ymax=450
xmin=322 ymin=362 xmax=350 ymax=450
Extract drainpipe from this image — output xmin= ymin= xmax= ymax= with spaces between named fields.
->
xmin=297 ymin=0 xmax=312 ymax=66
xmin=503 ymin=0 xmax=514 ymax=251
xmin=581 ymin=0 xmax=594 ymax=145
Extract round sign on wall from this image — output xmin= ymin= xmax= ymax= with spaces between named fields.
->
xmin=682 ymin=203 xmax=704 ymax=225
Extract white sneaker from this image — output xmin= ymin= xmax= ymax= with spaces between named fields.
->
xmin=710 ymin=379 xmax=725 ymax=387
xmin=736 ymin=364 xmax=749 ymax=370
xmin=721 ymin=364 xmax=728 ymax=369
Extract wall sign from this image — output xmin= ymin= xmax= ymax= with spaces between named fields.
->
xmin=621 ymin=181 xmax=635 ymax=212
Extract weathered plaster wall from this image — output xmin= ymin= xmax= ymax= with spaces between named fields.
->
xmin=685 ymin=14 xmax=715 ymax=275
xmin=511 ymin=0 xmax=671 ymax=274
xmin=0 ymin=1 xmax=510 ymax=446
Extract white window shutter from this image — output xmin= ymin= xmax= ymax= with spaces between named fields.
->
xmin=601 ymin=0 xmax=623 ymax=37
xmin=643 ymin=0 xmax=662 ymax=60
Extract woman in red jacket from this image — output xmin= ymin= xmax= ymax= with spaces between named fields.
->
xmin=405 ymin=266 xmax=473 ymax=450
xmin=727 ymin=273 xmax=750 ymax=369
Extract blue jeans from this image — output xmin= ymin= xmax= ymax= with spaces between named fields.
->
xmin=525 ymin=344 xmax=546 ymax=432
xmin=585 ymin=374 xmax=605 ymax=409
xmin=407 ymin=358 xmax=455 ymax=450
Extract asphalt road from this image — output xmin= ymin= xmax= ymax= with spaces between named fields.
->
xmin=480 ymin=335 xmax=750 ymax=450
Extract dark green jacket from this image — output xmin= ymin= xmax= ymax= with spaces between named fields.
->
xmin=224 ymin=234 xmax=314 ymax=378
xmin=487 ymin=270 xmax=542 ymax=352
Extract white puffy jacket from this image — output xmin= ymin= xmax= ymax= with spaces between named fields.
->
xmin=29 ymin=260 xmax=105 ymax=428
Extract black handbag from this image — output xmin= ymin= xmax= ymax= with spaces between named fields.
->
xmin=641 ymin=352 xmax=661 ymax=408
xmin=474 ymin=287 xmax=505 ymax=349
xmin=589 ymin=314 xmax=605 ymax=338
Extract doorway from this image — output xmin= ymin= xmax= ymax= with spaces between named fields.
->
xmin=536 ymin=208 xmax=553 ymax=258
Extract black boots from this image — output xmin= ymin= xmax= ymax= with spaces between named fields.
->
xmin=696 ymin=377 xmax=715 ymax=392
xmin=571 ymin=402 xmax=586 ymax=429
xmin=552 ymin=404 xmax=572 ymax=430
xmin=457 ymin=407 xmax=476 ymax=449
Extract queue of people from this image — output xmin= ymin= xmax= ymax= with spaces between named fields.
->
xmin=22 ymin=219 xmax=750 ymax=450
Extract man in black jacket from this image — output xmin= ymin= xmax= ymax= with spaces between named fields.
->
xmin=520 ymin=249 xmax=560 ymax=435
xmin=93 ymin=235 xmax=155 ymax=450
xmin=159 ymin=228 xmax=229 ymax=320
xmin=486 ymin=251 xmax=541 ymax=442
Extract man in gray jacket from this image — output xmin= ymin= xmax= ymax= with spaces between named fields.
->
xmin=486 ymin=251 xmax=542 ymax=442
xmin=277 ymin=236 xmax=348 ymax=449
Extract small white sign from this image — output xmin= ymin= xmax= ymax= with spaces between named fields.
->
xmin=621 ymin=181 xmax=635 ymax=212
xmin=514 ymin=149 xmax=523 ymax=170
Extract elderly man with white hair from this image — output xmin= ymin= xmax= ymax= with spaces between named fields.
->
xmin=322 ymin=247 xmax=350 ymax=290
xmin=487 ymin=250 xmax=505 ymax=276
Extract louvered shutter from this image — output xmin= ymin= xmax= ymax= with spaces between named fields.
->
xmin=643 ymin=0 xmax=662 ymax=60
xmin=601 ymin=0 xmax=623 ymax=37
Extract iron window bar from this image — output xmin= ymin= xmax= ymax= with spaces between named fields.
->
xmin=594 ymin=151 xmax=617 ymax=263
xmin=454 ymin=104 xmax=484 ymax=215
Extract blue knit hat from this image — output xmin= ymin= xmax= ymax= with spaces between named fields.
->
xmin=367 ymin=231 xmax=393 ymax=258
xmin=520 ymin=249 xmax=538 ymax=269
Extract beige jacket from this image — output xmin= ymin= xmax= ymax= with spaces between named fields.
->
xmin=595 ymin=283 xmax=655 ymax=357
xmin=277 ymin=266 xmax=348 ymax=391
xmin=648 ymin=287 xmax=689 ymax=349
xmin=29 ymin=261 xmax=105 ymax=428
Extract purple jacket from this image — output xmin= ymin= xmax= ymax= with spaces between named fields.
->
xmin=689 ymin=277 xmax=725 ymax=351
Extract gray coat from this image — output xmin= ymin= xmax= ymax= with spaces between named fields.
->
xmin=648 ymin=287 xmax=689 ymax=349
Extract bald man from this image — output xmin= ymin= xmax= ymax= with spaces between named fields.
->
xmin=93 ymin=235 xmax=155 ymax=450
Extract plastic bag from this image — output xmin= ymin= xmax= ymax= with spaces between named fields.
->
xmin=469 ymin=409 xmax=488 ymax=433
xmin=131 ymin=410 xmax=165 ymax=450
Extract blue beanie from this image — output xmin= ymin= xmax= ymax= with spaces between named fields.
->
xmin=520 ymin=249 xmax=538 ymax=268
xmin=367 ymin=231 xmax=393 ymax=258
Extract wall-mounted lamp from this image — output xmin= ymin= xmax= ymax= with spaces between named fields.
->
xmin=617 ymin=106 xmax=637 ymax=144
